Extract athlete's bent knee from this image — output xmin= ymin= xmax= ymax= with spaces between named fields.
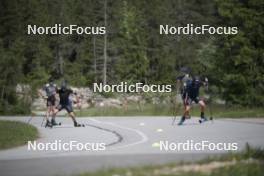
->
xmin=199 ymin=100 xmax=205 ymax=106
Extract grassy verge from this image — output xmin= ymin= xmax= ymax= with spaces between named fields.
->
xmin=0 ymin=120 xmax=38 ymax=150
xmin=75 ymin=103 xmax=264 ymax=118
xmin=79 ymin=145 xmax=264 ymax=176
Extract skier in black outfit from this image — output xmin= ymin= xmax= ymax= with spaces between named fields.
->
xmin=178 ymin=75 xmax=208 ymax=125
xmin=52 ymin=81 xmax=82 ymax=127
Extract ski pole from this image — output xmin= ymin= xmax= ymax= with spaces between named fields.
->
xmin=205 ymin=78 xmax=213 ymax=121
xmin=27 ymin=114 xmax=34 ymax=124
xmin=172 ymin=80 xmax=180 ymax=125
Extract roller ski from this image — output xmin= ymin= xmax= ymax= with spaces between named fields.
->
xmin=45 ymin=120 xmax=53 ymax=128
xmin=199 ymin=117 xmax=208 ymax=124
xmin=51 ymin=119 xmax=62 ymax=126
xmin=74 ymin=121 xmax=85 ymax=127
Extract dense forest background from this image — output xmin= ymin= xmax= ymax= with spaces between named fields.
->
xmin=0 ymin=0 xmax=263 ymax=114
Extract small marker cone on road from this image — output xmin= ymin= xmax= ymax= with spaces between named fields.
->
xmin=156 ymin=128 xmax=163 ymax=132
xmin=152 ymin=142 xmax=160 ymax=148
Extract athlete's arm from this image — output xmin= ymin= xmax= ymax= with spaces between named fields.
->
xmin=72 ymin=93 xmax=80 ymax=105
xmin=176 ymin=75 xmax=185 ymax=81
xmin=202 ymin=77 xmax=209 ymax=91
xmin=56 ymin=88 xmax=60 ymax=94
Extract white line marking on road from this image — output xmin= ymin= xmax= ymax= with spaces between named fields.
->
xmin=139 ymin=122 xmax=145 ymax=126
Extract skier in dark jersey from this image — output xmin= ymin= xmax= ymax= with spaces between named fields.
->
xmin=52 ymin=80 xmax=82 ymax=127
xmin=178 ymin=75 xmax=208 ymax=125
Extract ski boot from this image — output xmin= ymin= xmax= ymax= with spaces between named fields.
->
xmin=199 ymin=117 xmax=208 ymax=124
xmin=45 ymin=120 xmax=52 ymax=128
xmin=74 ymin=121 xmax=84 ymax=127
xmin=51 ymin=119 xmax=61 ymax=126
xmin=199 ymin=112 xmax=208 ymax=123
xmin=178 ymin=116 xmax=186 ymax=126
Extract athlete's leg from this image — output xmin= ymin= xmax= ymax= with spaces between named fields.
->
xmin=178 ymin=100 xmax=190 ymax=125
xmin=51 ymin=105 xmax=56 ymax=115
xmin=69 ymin=112 xmax=83 ymax=127
xmin=52 ymin=105 xmax=61 ymax=119
xmin=69 ymin=112 xmax=77 ymax=122
xmin=51 ymin=103 xmax=64 ymax=125
xmin=51 ymin=106 xmax=57 ymax=121
xmin=184 ymin=105 xmax=191 ymax=117
xmin=45 ymin=98 xmax=53 ymax=122
xmin=65 ymin=105 xmax=81 ymax=126
xmin=181 ymin=94 xmax=190 ymax=118
xmin=50 ymin=96 xmax=57 ymax=121
xmin=199 ymin=100 xmax=207 ymax=120
xmin=46 ymin=98 xmax=52 ymax=121
xmin=43 ymin=106 xmax=50 ymax=127
xmin=199 ymin=100 xmax=205 ymax=112
xmin=51 ymin=108 xmax=59 ymax=125
xmin=184 ymin=104 xmax=191 ymax=118
xmin=44 ymin=106 xmax=54 ymax=127
xmin=46 ymin=106 xmax=51 ymax=120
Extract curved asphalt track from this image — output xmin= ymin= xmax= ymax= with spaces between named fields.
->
xmin=0 ymin=116 xmax=264 ymax=176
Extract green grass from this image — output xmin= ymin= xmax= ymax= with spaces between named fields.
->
xmin=79 ymin=146 xmax=264 ymax=176
xmin=210 ymin=162 xmax=264 ymax=176
xmin=0 ymin=120 xmax=38 ymax=150
xmin=75 ymin=103 xmax=264 ymax=118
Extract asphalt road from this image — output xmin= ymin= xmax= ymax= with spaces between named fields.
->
xmin=0 ymin=116 xmax=264 ymax=176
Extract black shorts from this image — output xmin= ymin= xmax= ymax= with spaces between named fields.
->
xmin=184 ymin=97 xmax=200 ymax=106
xmin=47 ymin=95 xmax=56 ymax=106
xmin=56 ymin=104 xmax=73 ymax=113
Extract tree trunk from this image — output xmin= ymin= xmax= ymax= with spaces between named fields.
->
xmin=1 ymin=73 xmax=7 ymax=100
xmin=56 ymin=43 xmax=64 ymax=76
xmin=93 ymin=36 xmax=97 ymax=83
xmin=103 ymin=0 xmax=108 ymax=85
